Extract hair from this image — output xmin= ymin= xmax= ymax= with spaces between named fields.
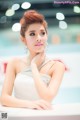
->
xmin=20 ymin=10 xmax=48 ymax=38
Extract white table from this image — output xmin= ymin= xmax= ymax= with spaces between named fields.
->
xmin=0 ymin=103 xmax=80 ymax=120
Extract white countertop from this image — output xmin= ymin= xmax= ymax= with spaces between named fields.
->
xmin=0 ymin=103 xmax=80 ymax=117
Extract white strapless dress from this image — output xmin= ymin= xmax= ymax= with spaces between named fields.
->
xmin=14 ymin=58 xmax=52 ymax=101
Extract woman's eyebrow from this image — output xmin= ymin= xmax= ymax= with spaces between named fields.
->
xmin=29 ymin=29 xmax=45 ymax=33
xmin=29 ymin=30 xmax=35 ymax=33
xmin=40 ymin=29 xmax=46 ymax=32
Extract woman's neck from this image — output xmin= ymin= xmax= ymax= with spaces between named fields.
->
xmin=26 ymin=53 xmax=36 ymax=65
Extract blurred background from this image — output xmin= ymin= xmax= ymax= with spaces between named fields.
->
xmin=0 ymin=0 xmax=80 ymax=56
xmin=0 ymin=0 xmax=80 ymax=103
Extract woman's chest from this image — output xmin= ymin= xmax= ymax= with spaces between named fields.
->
xmin=39 ymin=60 xmax=56 ymax=77
xmin=15 ymin=58 xmax=55 ymax=78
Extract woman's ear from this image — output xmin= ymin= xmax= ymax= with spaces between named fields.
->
xmin=20 ymin=35 xmax=27 ymax=45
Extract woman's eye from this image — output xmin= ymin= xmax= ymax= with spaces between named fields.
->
xmin=30 ymin=33 xmax=35 ymax=36
xmin=41 ymin=32 xmax=45 ymax=36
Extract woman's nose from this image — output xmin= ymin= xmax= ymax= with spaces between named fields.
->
xmin=36 ymin=35 xmax=41 ymax=42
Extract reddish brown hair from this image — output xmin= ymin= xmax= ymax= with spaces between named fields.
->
xmin=20 ymin=10 xmax=48 ymax=37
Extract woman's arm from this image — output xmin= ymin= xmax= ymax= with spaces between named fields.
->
xmin=31 ymin=54 xmax=65 ymax=102
xmin=1 ymin=59 xmax=51 ymax=110
xmin=1 ymin=59 xmax=29 ymax=108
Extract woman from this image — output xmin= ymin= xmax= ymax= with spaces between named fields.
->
xmin=1 ymin=10 xmax=65 ymax=110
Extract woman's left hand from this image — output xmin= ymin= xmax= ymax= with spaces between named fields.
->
xmin=31 ymin=52 xmax=46 ymax=68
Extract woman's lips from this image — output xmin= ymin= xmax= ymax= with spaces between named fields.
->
xmin=35 ymin=43 xmax=43 ymax=46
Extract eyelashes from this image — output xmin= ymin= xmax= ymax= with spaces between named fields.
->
xmin=41 ymin=32 xmax=46 ymax=35
xmin=30 ymin=33 xmax=35 ymax=36
xmin=29 ymin=32 xmax=46 ymax=37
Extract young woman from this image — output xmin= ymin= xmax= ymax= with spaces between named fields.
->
xmin=1 ymin=10 xmax=65 ymax=110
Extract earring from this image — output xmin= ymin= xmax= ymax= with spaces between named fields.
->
xmin=46 ymin=41 xmax=48 ymax=46
xmin=24 ymin=45 xmax=28 ymax=54
xmin=45 ymin=41 xmax=48 ymax=52
xmin=25 ymin=46 xmax=28 ymax=49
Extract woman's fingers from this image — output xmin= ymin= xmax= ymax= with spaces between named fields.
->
xmin=31 ymin=52 xmax=46 ymax=67
xmin=33 ymin=100 xmax=52 ymax=110
xmin=33 ymin=104 xmax=43 ymax=110
xmin=28 ymin=101 xmax=44 ymax=110
xmin=39 ymin=100 xmax=52 ymax=110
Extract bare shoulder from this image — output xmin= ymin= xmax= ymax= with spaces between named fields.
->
xmin=7 ymin=57 xmax=24 ymax=74
xmin=7 ymin=57 xmax=21 ymax=66
xmin=54 ymin=61 xmax=65 ymax=71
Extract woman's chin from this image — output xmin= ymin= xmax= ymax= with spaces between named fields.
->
xmin=35 ymin=49 xmax=44 ymax=54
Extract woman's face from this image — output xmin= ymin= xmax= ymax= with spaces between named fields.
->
xmin=24 ymin=23 xmax=48 ymax=54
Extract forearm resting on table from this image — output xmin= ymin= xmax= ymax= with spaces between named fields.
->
xmin=1 ymin=94 xmax=31 ymax=108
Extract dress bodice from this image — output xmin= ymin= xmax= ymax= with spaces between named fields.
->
xmin=14 ymin=57 xmax=52 ymax=101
